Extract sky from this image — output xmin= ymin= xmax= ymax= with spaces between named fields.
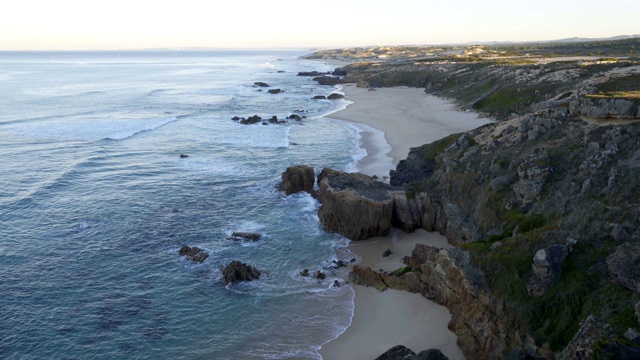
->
xmin=1 ymin=0 xmax=639 ymax=50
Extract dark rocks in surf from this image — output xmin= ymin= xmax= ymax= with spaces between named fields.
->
xmin=277 ymin=165 xmax=315 ymax=196
xmin=313 ymin=270 xmax=326 ymax=280
xmin=314 ymin=76 xmax=345 ymax=86
xmin=179 ymin=154 xmax=189 ymax=158
xmin=232 ymin=115 xmax=262 ymax=125
xmin=301 ymin=269 xmax=310 ymax=277
xmin=267 ymin=89 xmax=283 ymax=94
xmin=297 ymin=71 xmax=330 ymax=77
xmin=220 ymin=261 xmax=262 ymax=285
xmin=287 ymin=114 xmax=302 ymax=121
xmin=327 ymin=93 xmax=345 ymax=100
xmin=253 ymin=82 xmax=270 ymax=87
xmin=178 ymin=246 xmax=209 ymax=263
xmin=229 ymin=232 xmax=262 ymax=241
xmin=313 ymin=95 xmax=327 ymax=100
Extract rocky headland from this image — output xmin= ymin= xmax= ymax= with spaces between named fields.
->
xmin=297 ymin=39 xmax=640 ymax=359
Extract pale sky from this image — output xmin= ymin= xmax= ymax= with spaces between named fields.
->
xmin=1 ymin=0 xmax=638 ymax=50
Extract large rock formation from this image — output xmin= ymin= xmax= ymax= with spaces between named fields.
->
xmin=220 ymin=261 xmax=261 ymax=285
xmin=178 ymin=246 xmax=209 ymax=263
xmin=277 ymin=165 xmax=315 ymax=196
xmin=316 ymin=168 xmax=396 ymax=240
xmin=350 ymin=244 xmax=520 ymax=359
xmin=569 ymin=98 xmax=640 ymax=119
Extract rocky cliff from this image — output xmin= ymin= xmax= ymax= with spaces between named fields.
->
xmin=289 ymin=41 xmax=640 ymax=358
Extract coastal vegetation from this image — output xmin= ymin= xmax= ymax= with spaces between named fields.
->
xmin=303 ymin=38 xmax=640 ymax=358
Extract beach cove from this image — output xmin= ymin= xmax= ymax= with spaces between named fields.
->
xmin=319 ymin=84 xmax=493 ymax=359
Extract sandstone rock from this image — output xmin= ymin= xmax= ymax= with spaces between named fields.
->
xmin=220 ymin=261 xmax=261 ymax=285
xmin=178 ymin=245 xmax=209 ymax=263
xmin=606 ymin=242 xmax=640 ymax=293
xmin=278 ymin=165 xmax=315 ymax=196
xmin=349 ymin=265 xmax=388 ymax=291
xmin=317 ymin=168 xmax=394 ymax=240
xmin=527 ymin=244 xmax=569 ymax=297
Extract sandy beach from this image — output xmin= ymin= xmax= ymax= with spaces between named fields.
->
xmin=319 ymin=85 xmax=492 ymax=359
xmin=328 ymin=85 xmax=492 ymax=178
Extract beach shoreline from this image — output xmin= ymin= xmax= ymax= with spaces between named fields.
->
xmin=319 ymin=84 xmax=492 ymax=359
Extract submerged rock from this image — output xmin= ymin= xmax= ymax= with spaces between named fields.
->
xmin=229 ymin=232 xmax=261 ymax=241
xmin=253 ymin=81 xmax=270 ymax=87
xmin=220 ymin=261 xmax=261 ymax=285
xmin=178 ymin=246 xmax=209 ymax=263
xmin=179 ymin=154 xmax=189 ymax=158
xmin=267 ymin=89 xmax=282 ymax=94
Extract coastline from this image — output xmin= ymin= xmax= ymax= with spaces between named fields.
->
xmin=319 ymin=85 xmax=492 ymax=359
xmin=328 ymin=84 xmax=493 ymax=177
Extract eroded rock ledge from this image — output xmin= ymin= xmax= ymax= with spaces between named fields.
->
xmin=279 ymin=166 xmax=478 ymax=243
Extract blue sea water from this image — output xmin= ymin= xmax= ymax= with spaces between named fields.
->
xmin=0 ymin=50 xmax=364 ymax=359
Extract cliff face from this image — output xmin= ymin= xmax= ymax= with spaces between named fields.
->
xmin=350 ymin=244 xmax=520 ymax=360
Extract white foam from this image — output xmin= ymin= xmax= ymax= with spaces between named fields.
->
xmin=10 ymin=116 xmax=178 ymax=142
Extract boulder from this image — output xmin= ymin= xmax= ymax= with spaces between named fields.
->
xmin=527 ymin=244 xmax=569 ymax=297
xmin=327 ymin=93 xmax=344 ymax=100
xmin=300 ymin=269 xmax=309 ymax=277
xmin=179 ymin=154 xmax=189 ymax=158
xmin=268 ymin=116 xmax=279 ymax=124
xmin=267 ymin=89 xmax=282 ymax=94
xmin=287 ymin=114 xmax=302 ymax=121
xmin=374 ymin=345 xmax=416 ymax=360
xmin=178 ymin=245 xmax=209 ymax=263
xmin=313 ymin=95 xmax=327 ymax=100
xmin=220 ymin=261 xmax=261 ymax=285
xmin=374 ymin=345 xmax=449 ymax=360
xmin=277 ymin=165 xmax=315 ymax=196
xmin=606 ymin=242 xmax=640 ymax=293
xmin=415 ymin=349 xmax=449 ymax=360
xmin=253 ymin=82 xmax=270 ymax=87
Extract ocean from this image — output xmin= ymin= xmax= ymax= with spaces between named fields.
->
xmin=0 ymin=50 xmax=365 ymax=359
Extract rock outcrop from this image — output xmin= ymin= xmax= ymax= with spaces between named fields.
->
xmin=606 ymin=242 xmax=640 ymax=293
xmin=228 ymin=232 xmax=261 ymax=241
xmin=527 ymin=244 xmax=569 ymax=297
xmin=178 ymin=246 xmax=209 ymax=263
xmin=316 ymin=168 xmax=395 ymax=240
xmin=569 ymin=98 xmax=640 ymax=119
xmin=220 ymin=261 xmax=261 ymax=285
xmin=277 ymin=165 xmax=315 ymax=196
